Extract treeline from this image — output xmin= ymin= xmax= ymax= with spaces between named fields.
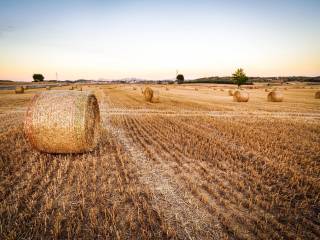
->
xmin=189 ymin=76 xmax=320 ymax=84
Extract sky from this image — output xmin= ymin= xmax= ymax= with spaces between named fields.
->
xmin=0 ymin=0 xmax=320 ymax=81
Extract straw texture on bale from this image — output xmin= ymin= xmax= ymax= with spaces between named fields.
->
xmin=233 ymin=90 xmax=249 ymax=102
xmin=143 ymin=87 xmax=153 ymax=102
xmin=24 ymin=90 xmax=100 ymax=153
xmin=15 ymin=86 xmax=24 ymax=94
xmin=267 ymin=91 xmax=283 ymax=102
xmin=315 ymin=91 xmax=320 ymax=99
xmin=228 ymin=89 xmax=235 ymax=96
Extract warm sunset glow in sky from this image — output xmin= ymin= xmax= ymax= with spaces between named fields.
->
xmin=0 ymin=0 xmax=319 ymax=81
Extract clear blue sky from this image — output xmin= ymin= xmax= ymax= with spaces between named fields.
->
xmin=0 ymin=0 xmax=319 ymax=81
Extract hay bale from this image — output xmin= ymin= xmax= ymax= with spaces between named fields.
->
xmin=15 ymin=86 xmax=24 ymax=94
xmin=143 ymin=87 xmax=153 ymax=102
xmin=267 ymin=91 xmax=283 ymax=102
xmin=165 ymin=87 xmax=169 ymax=91
xmin=153 ymin=90 xmax=160 ymax=102
xmin=69 ymin=86 xmax=74 ymax=90
xmin=233 ymin=90 xmax=249 ymax=102
xmin=133 ymin=87 xmax=137 ymax=90
xmin=24 ymin=90 xmax=100 ymax=153
xmin=265 ymin=89 xmax=269 ymax=92
xmin=315 ymin=91 xmax=320 ymax=99
xmin=228 ymin=89 xmax=235 ymax=96
xmin=195 ymin=88 xmax=198 ymax=91
xmin=220 ymin=89 xmax=224 ymax=91
xmin=46 ymin=86 xmax=51 ymax=90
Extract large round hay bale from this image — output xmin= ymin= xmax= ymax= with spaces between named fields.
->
xmin=228 ymin=89 xmax=235 ymax=96
xmin=315 ymin=91 xmax=320 ymax=99
xmin=143 ymin=87 xmax=153 ymax=102
xmin=233 ymin=90 xmax=249 ymax=102
xmin=24 ymin=90 xmax=100 ymax=153
xmin=15 ymin=86 xmax=24 ymax=94
xmin=267 ymin=91 xmax=283 ymax=102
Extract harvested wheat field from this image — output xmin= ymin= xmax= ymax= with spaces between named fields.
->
xmin=1 ymin=84 xmax=320 ymax=239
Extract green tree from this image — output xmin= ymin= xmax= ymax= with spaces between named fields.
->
xmin=33 ymin=74 xmax=44 ymax=82
xmin=176 ymin=74 xmax=184 ymax=84
xmin=232 ymin=68 xmax=248 ymax=88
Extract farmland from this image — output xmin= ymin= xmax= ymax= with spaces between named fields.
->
xmin=0 ymin=84 xmax=320 ymax=239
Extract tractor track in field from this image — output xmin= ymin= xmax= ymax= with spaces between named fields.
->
xmin=105 ymin=108 xmax=320 ymax=120
xmin=96 ymin=90 xmax=225 ymax=239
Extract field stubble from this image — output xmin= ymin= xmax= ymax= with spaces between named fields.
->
xmin=0 ymin=84 xmax=320 ymax=239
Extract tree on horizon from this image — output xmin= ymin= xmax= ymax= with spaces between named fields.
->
xmin=232 ymin=68 xmax=248 ymax=88
xmin=33 ymin=74 xmax=44 ymax=82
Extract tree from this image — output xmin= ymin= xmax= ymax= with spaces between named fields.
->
xmin=33 ymin=74 xmax=44 ymax=82
xmin=232 ymin=68 xmax=248 ymax=88
xmin=176 ymin=74 xmax=184 ymax=84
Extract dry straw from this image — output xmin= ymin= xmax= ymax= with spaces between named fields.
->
xmin=228 ymin=89 xmax=235 ymax=96
xmin=15 ymin=86 xmax=24 ymax=94
xmin=267 ymin=91 xmax=283 ymax=102
xmin=233 ymin=90 xmax=249 ymax=102
xmin=143 ymin=87 xmax=153 ymax=102
xmin=24 ymin=90 xmax=101 ymax=153
xmin=315 ymin=91 xmax=320 ymax=99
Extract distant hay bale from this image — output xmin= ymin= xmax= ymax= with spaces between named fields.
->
xmin=165 ymin=87 xmax=169 ymax=91
xmin=143 ymin=87 xmax=153 ymax=102
xmin=46 ymin=86 xmax=51 ymax=90
xmin=315 ymin=91 xmax=320 ymax=99
xmin=268 ymin=91 xmax=283 ymax=102
xmin=195 ymin=88 xmax=198 ymax=91
xmin=69 ymin=86 xmax=74 ymax=90
xmin=133 ymin=87 xmax=137 ymax=90
xmin=228 ymin=89 xmax=235 ymax=96
xmin=153 ymin=90 xmax=160 ymax=102
xmin=78 ymin=87 xmax=82 ymax=91
xmin=220 ymin=89 xmax=224 ymax=91
xmin=265 ymin=89 xmax=269 ymax=92
xmin=15 ymin=86 xmax=24 ymax=94
xmin=233 ymin=90 xmax=249 ymax=102
xmin=284 ymin=87 xmax=288 ymax=90
xmin=24 ymin=90 xmax=101 ymax=153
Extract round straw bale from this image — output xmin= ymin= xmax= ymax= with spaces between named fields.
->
xmin=69 ymin=86 xmax=74 ymax=90
xmin=15 ymin=86 xmax=24 ymax=94
xmin=267 ymin=91 xmax=283 ymax=102
xmin=195 ymin=88 xmax=198 ymax=91
xmin=24 ymin=90 xmax=100 ymax=153
xmin=233 ymin=90 xmax=249 ymax=102
xmin=315 ymin=91 xmax=320 ymax=99
xmin=228 ymin=89 xmax=235 ymax=96
xmin=265 ymin=89 xmax=269 ymax=92
xmin=143 ymin=87 xmax=153 ymax=102
xmin=133 ymin=87 xmax=137 ymax=90
xmin=220 ymin=89 xmax=224 ymax=91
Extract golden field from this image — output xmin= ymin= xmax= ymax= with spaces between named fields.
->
xmin=0 ymin=83 xmax=320 ymax=239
